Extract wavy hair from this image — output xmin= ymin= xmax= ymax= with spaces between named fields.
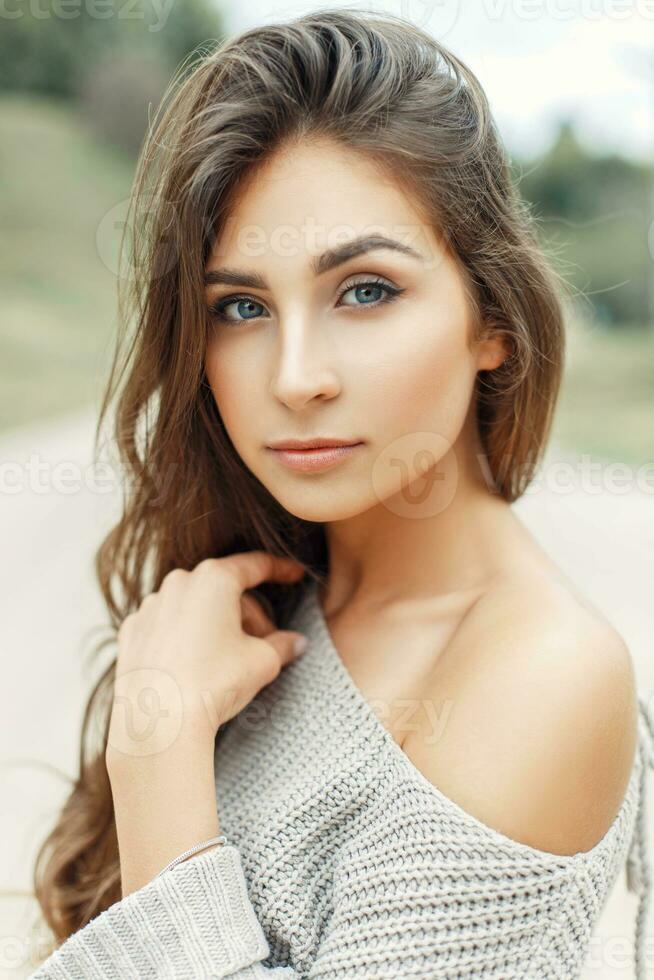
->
xmin=32 ymin=5 xmax=568 ymax=948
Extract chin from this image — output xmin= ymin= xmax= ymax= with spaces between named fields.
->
xmin=271 ymin=485 xmax=376 ymax=524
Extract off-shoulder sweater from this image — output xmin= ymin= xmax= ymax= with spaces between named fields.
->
xmin=30 ymin=577 xmax=654 ymax=979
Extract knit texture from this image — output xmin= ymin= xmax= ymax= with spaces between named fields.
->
xmin=30 ymin=578 xmax=654 ymax=979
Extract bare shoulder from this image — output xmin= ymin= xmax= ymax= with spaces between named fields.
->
xmin=403 ymin=572 xmax=639 ymax=856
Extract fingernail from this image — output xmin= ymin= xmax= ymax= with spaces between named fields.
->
xmin=293 ymin=635 xmax=308 ymax=656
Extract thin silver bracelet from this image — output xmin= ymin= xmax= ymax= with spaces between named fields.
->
xmin=156 ymin=834 xmax=228 ymax=878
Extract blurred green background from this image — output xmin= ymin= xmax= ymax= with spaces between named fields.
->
xmin=0 ymin=1 xmax=652 ymax=466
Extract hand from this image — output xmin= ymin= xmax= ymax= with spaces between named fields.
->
xmin=106 ymin=551 xmax=308 ymax=768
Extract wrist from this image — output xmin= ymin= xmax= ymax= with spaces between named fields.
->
xmin=105 ymin=720 xmax=216 ymax=783
xmin=106 ymin=696 xmax=218 ymax=774
xmin=156 ymin=834 xmax=228 ymax=878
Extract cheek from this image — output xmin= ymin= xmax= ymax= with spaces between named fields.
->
xmin=366 ymin=313 xmax=476 ymax=445
xmin=357 ymin=317 xmax=476 ymax=510
xmin=204 ymin=339 xmax=262 ymax=445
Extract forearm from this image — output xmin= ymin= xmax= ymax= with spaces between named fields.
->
xmin=31 ymin=728 xmax=288 ymax=978
xmin=108 ymin=731 xmax=220 ymax=897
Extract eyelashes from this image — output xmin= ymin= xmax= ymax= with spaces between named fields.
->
xmin=207 ymin=276 xmax=405 ymax=326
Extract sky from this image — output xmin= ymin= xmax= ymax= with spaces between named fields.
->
xmin=215 ymin=0 xmax=653 ymax=164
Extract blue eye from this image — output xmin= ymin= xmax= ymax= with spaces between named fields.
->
xmin=338 ymin=280 xmax=397 ymax=308
xmin=209 ymin=297 xmax=265 ymax=323
xmin=207 ymin=276 xmax=403 ymax=326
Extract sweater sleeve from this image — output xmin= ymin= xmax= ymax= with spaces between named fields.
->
xmin=28 ymin=844 xmax=297 ymax=979
xmin=29 ymin=832 xmax=581 ymax=979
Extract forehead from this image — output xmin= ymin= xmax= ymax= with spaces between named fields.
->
xmin=208 ymin=138 xmax=445 ymax=270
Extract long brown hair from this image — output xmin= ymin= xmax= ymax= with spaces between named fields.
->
xmin=33 ymin=5 xmax=568 ymax=949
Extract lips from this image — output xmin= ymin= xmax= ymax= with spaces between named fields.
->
xmin=266 ymin=440 xmax=364 ymax=473
xmin=267 ymin=437 xmax=362 ymax=450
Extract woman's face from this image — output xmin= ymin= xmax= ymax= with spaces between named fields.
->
xmin=204 ymin=138 xmax=505 ymax=522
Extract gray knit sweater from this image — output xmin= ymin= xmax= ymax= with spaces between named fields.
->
xmin=31 ymin=578 xmax=654 ymax=979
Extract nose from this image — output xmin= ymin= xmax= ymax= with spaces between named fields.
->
xmin=269 ymin=317 xmax=341 ymax=409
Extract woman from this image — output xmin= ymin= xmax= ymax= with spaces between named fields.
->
xmin=31 ymin=8 xmax=654 ymax=978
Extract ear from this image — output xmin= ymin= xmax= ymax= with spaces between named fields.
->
xmin=475 ymin=327 xmax=512 ymax=372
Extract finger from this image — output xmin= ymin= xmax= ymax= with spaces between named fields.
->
xmin=265 ymin=629 xmax=308 ymax=665
xmin=117 ymin=612 xmax=137 ymax=648
xmin=222 ymin=551 xmax=306 ymax=595
xmin=240 ymin=591 xmax=275 ymax=638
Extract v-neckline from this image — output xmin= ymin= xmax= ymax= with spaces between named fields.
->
xmin=294 ymin=577 xmax=644 ymax=868
xmin=301 ymin=577 xmax=406 ymax=747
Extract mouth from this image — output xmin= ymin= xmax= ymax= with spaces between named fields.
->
xmin=266 ymin=436 xmax=363 ymax=450
xmin=265 ymin=438 xmax=365 ymax=473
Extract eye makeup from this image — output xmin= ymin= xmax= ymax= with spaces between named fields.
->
xmin=206 ymin=274 xmax=406 ymax=326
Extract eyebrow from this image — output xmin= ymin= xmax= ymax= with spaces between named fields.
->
xmin=204 ymin=234 xmax=425 ymax=290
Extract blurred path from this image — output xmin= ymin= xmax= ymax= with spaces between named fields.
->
xmin=0 ymin=408 xmax=121 ymax=977
xmin=0 ymin=408 xmax=652 ymax=978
